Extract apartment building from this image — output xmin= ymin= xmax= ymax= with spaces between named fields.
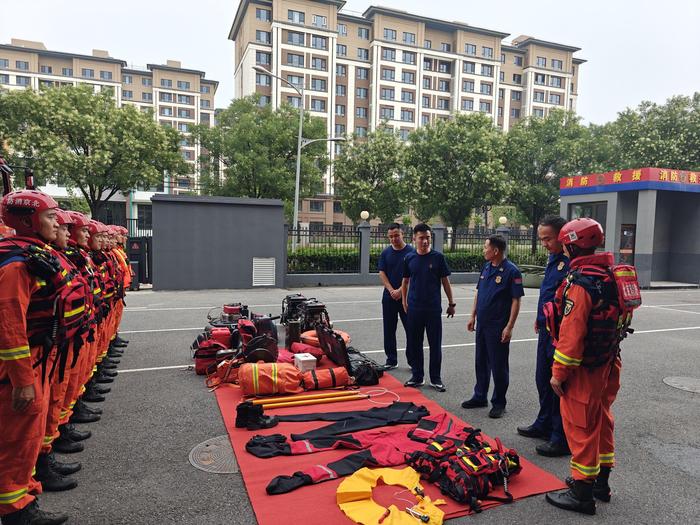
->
xmin=229 ymin=0 xmax=585 ymax=226
xmin=0 ymin=38 xmax=218 ymax=228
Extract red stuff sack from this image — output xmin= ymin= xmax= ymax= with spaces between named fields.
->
xmin=193 ymin=340 xmax=228 ymax=375
xmin=302 ymin=367 xmax=351 ymax=391
xmin=238 ymin=363 xmax=304 ymax=397
xmin=290 ymin=342 xmax=325 ymax=363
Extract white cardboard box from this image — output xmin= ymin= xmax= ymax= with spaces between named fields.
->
xmin=294 ymin=353 xmax=317 ymax=373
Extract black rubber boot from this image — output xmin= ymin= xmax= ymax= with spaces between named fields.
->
xmin=107 ymin=346 xmax=124 ymax=357
xmin=59 ymin=423 xmax=91 ymax=442
xmin=546 ymin=479 xmax=596 ymax=515
xmin=75 ymin=398 xmax=102 ymax=414
xmin=70 ymin=402 xmax=101 ymax=424
xmin=35 ymin=453 xmax=78 ymax=492
xmin=566 ymin=466 xmax=612 ymax=502
xmin=0 ymin=499 xmax=69 ymax=525
xmin=81 ymin=387 xmax=105 ymax=403
xmin=112 ymin=335 xmax=129 ymax=348
xmin=94 ymin=373 xmax=114 ymax=384
xmin=46 ymin=451 xmax=81 ymax=475
xmin=235 ymin=402 xmax=279 ymax=430
xmin=101 ymin=360 xmax=118 ymax=369
xmin=52 ymin=432 xmax=84 ymax=454
xmin=99 ymin=368 xmax=118 ymax=378
xmin=103 ymin=356 xmax=120 ymax=365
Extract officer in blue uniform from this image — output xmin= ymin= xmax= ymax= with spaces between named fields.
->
xmin=377 ymin=223 xmax=414 ymax=369
xmin=462 ymin=234 xmax=524 ymax=418
xmin=517 ymin=216 xmax=571 ymax=456
xmin=401 ymin=223 xmax=455 ymax=392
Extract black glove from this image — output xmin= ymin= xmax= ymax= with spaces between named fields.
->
xmin=266 ymin=472 xmax=313 ymax=495
xmin=245 ymin=434 xmax=291 ymax=458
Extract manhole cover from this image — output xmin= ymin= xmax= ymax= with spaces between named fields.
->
xmin=663 ymin=376 xmax=700 ymax=394
xmin=189 ymin=435 xmax=239 ymax=474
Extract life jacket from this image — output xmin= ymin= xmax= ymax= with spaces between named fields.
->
xmin=64 ymin=241 xmax=99 ymax=341
xmin=544 ymin=253 xmax=641 ymax=368
xmin=0 ymin=237 xmax=89 ymax=381
xmin=91 ymin=250 xmax=112 ymax=318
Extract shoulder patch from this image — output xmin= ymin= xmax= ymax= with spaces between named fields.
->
xmin=557 ymin=261 xmax=565 ymax=271
xmin=514 ymin=278 xmax=522 ymax=284
xmin=564 ymin=298 xmax=575 ymax=316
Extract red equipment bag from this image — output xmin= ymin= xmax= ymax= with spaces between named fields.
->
xmin=302 ymin=367 xmax=351 ymax=391
xmin=290 ymin=342 xmax=325 ymax=363
xmin=239 ymin=363 xmax=304 ymax=397
xmin=300 ymin=329 xmax=351 ymax=348
xmin=210 ymin=327 xmax=235 ymax=349
xmin=193 ymin=340 xmax=228 ymax=375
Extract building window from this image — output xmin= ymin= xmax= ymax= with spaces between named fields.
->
xmin=311 ymin=78 xmax=327 ymax=91
xmin=514 ymin=56 xmax=523 ymax=66
xmin=356 ymin=107 xmax=368 ymax=118
xmin=462 ymin=99 xmax=474 ymax=111
xmin=335 ymin=124 xmax=346 ymax=135
xmin=177 ymin=94 xmax=193 ymax=104
xmin=421 ymin=114 xmax=429 ymax=125
xmin=99 ymin=71 xmax=113 ymax=80
xmin=463 ymin=61 xmax=475 ymax=74
xmin=142 ymin=77 xmax=152 ymax=86
xmin=537 ymin=56 xmax=547 ymax=67
xmin=288 ymin=10 xmax=305 ymax=24
xmin=480 ymin=83 xmax=492 ymax=95
xmin=381 ymin=68 xmax=395 ymax=81
xmin=482 ymin=46 xmax=493 ymax=58
xmin=465 ymin=43 xmax=476 ymax=55
xmin=258 ymin=95 xmax=270 ymax=106
xmin=309 ymin=200 xmax=324 ymax=212
xmin=333 ymin=201 xmax=343 ymax=214
xmin=441 ymin=42 xmax=451 ymax=52
xmin=499 ymin=71 xmax=505 ymax=82
xmin=384 ymin=28 xmax=397 ymax=41
xmin=380 ymin=87 xmax=395 ymax=100
xmin=438 ymin=79 xmax=450 ymax=92
xmin=357 ymin=48 xmax=369 ymax=60
xmin=310 ymin=99 xmax=325 ymax=112
xmin=122 ymin=90 xmax=133 ymax=99
xmin=256 ymin=8 xmax=271 ymax=21
xmin=380 ymin=107 xmax=394 ymax=120
xmin=287 ymin=54 xmax=304 ymax=67
xmin=534 ymin=91 xmax=545 ymax=102
xmin=356 ymin=67 xmax=369 ymax=79
xmin=422 ymin=95 xmax=430 ymax=108
xmin=438 ymin=61 xmax=451 ymax=73
xmin=462 ymin=80 xmax=474 ymax=92
xmin=311 ymin=58 xmax=327 ymax=71
xmin=177 ymin=80 xmax=190 ymax=90
xmin=552 ymin=59 xmax=563 ymax=70
xmin=177 ymin=123 xmax=189 ymax=132
xmin=337 ymin=44 xmax=347 ymax=56
xmin=161 ymin=78 xmax=172 ymax=87
xmin=511 ymin=108 xmax=521 ymax=118
xmin=137 ymin=205 xmax=152 ymax=230
xmin=336 ymin=64 xmax=346 ymax=76
xmin=403 ymin=32 xmax=416 ymax=45
xmin=286 ymin=75 xmax=303 ymax=88
xmin=336 ymin=84 xmax=346 ymax=96
xmin=312 ymin=35 xmax=327 ymax=49
xmin=501 ymin=53 xmax=506 ymax=63
xmin=39 ymin=65 xmax=52 ymax=74
xmin=356 ymin=87 xmax=368 ymax=99
xmin=437 ymin=98 xmax=450 ymax=110
xmin=511 ymin=91 xmax=522 ymax=101
xmin=256 ymin=51 xmax=271 ymax=65
xmin=81 ymin=68 xmax=94 ymax=78
xmin=550 ymin=76 xmax=563 ymax=88
xmin=160 ymin=93 xmax=173 ymax=102
xmin=534 ymin=73 xmax=546 ymax=85
xmin=498 ymin=106 xmax=503 ymax=117
xmin=355 ymin=126 xmax=367 ymax=137
xmin=287 ymin=96 xmax=301 ymax=108
xmin=398 ymin=129 xmax=410 ymax=141
xmin=16 ymin=60 xmax=29 ymax=70
xmin=0 ymin=74 xmax=9 ymax=84
xmin=288 ymin=31 xmax=304 ymax=45
xmin=358 ymin=27 xmax=370 ymax=39
xmin=401 ymin=71 xmax=415 ymax=84
xmin=335 ymin=104 xmax=345 ymax=116
xmin=423 ymin=77 xmax=431 ymax=89
xmin=256 ymin=73 xmax=271 ymax=86
xmin=549 ymin=93 xmax=562 ymax=105
xmin=0 ymin=59 xmax=8 ymax=68
xmin=337 ymin=23 xmax=347 ymax=36
xmin=479 ymin=101 xmax=491 ymax=113
xmin=312 ymin=15 xmax=327 ymax=28
xmin=201 ymin=84 xmax=211 ymax=94
xmin=424 ymin=39 xmax=432 ymax=49
xmin=256 ymin=30 xmax=271 ymax=44
xmin=62 ymin=67 xmax=73 ymax=76
xmin=423 ymin=58 xmax=432 ymax=71
xmin=16 ymin=76 xmax=30 ymax=86
xmin=122 ymin=74 xmax=132 ymax=84
xmin=142 ymin=92 xmax=153 ymax=102
xmin=38 ymin=80 xmax=54 ymax=88
xmin=533 ymin=108 xmax=545 ymax=117
xmin=400 ymin=109 xmax=414 ymax=122
xmin=401 ymin=91 xmax=414 ymax=103
xmin=401 ymin=51 xmax=416 ymax=65
xmin=481 ymin=64 xmax=493 ymax=77
xmin=161 ymin=107 xmax=173 ymax=116
xmin=382 ymin=47 xmax=396 ymax=61
xmin=201 ymin=99 xmax=211 ymax=108
xmin=512 ymin=73 xmax=522 ymax=84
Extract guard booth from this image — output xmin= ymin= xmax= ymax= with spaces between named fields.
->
xmin=559 ymin=168 xmax=700 ymax=288
xmin=127 ymin=237 xmax=152 ymax=288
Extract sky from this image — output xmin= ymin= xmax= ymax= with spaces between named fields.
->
xmin=1 ymin=0 xmax=699 ymax=125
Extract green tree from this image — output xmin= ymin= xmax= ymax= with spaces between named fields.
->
xmin=0 ymin=85 xmax=187 ymax=216
xmin=504 ymin=109 xmax=589 ymax=252
xmin=405 ymin=113 xmax=506 ymax=250
xmin=333 ymin=127 xmax=406 ymax=223
xmin=192 ymin=96 xmax=328 ymax=222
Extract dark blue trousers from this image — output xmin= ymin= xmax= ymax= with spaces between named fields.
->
xmin=406 ymin=309 xmax=442 ymax=383
xmin=382 ymin=298 xmax=408 ymax=366
xmin=533 ymin=328 xmax=565 ymax=444
xmin=472 ymin=323 xmax=510 ymax=408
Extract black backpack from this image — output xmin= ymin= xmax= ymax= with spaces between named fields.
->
xmin=315 ymin=325 xmax=384 ymax=386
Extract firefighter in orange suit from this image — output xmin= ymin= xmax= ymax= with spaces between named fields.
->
xmin=0 ymin=190 xmax=69 ymax=525
xmin=545 ymin=218 xmax=621 ymax=515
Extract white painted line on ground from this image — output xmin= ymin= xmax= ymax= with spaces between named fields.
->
xmin=119 ymin=365 xmax=191 ymax=373
xmin=645 ymin=306 xmax=700 ymax=315
xmin=121 ymin=327 xmax=203 ymax=334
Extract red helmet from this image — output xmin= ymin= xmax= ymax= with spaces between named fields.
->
xmin=55 ymin=209 xmax=74 ymax=226
xmin=87 ymin=220 xmax=104 ymax=236
xmin=66 ymin=211 xmax=91 ymax=231
xmin=558 ymin=218 xmax=604 ymax=249
xmin=0 ymin=189 xmax=59 ymax=236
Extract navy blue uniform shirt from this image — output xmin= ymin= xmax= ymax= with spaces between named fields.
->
xmin=476 ymin=259 xmax=525 ymax=325
xmin=377 ymin=244 xmax=414 ymax=301
xmin=536 ymin=251 xmax=569 ymax=327
xmin=403 ymin=250 xmax=451 ymax=313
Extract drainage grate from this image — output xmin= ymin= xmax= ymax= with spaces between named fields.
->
xmin=663 ymin=376 xmax=700 ymax=394
xmin=188 ymin=435 xmax=239 ymax=474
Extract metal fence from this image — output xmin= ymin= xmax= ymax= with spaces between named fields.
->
xmin=443 ymin=229 xmax=547 ymax=271
xmin=369 ymin=225 xmax=412 ymax=273
xmin=287 ymin=226 xmax=361 ymax=274
xmin=93 ymin=216 xmax=153 ymax=238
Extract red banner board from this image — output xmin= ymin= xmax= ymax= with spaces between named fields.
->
xmin=560 ymin=168 xmax=700 ymax=191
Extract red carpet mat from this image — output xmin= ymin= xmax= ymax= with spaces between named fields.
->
xmin=215 ymin=374 xmax=565 ymax=525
